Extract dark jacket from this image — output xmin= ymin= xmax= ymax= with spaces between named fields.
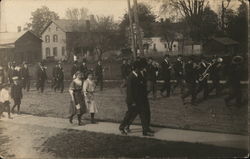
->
xmin=56 ymin=67 xmax=64 ymax=81
xmin=21 ymin=67 xmax=30 ymax=79
xmin=36 ymin=66 xmax=47 ymax=81
xmin=161 ymin=60 xmax=171 ymax=80
xmin=173 ymin=60 xmax=184 ymax=78
xmin=146 ymin=64 xmax=158 ymax=82
xmin=11 ymin=83 xmax=23 ymax=99
xmin=126 ymin=71 xmax=148 ymax=107
xmin=185 ymin=62 xmax=198 ymax=84
xmin=71 ymin=65 xmax=79 ymax=77
xmin=95 ymin=64 xmax=103 ymax=78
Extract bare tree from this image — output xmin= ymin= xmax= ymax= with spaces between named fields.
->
xmin=160 ymin=0 xmax=210 ymax=41
xmin=65 ymin=7 xmax=89 ymax=21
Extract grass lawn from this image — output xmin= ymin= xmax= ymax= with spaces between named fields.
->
xmin=42 ymin=129 xmax=248 ymax=158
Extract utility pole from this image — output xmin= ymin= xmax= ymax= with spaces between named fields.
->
xmin=133 ymin=0 xmax=144 ymax=56
xmin=127 ymin=0 xmax=137 ymax=60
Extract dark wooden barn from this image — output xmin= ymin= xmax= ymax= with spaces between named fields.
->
xmin=0 ymin=31 xmax=42 ymax=66
xmin=203 ymin=37 xmax=239 ymax=56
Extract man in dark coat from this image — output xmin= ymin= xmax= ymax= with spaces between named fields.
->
xmin=95 ymin=60 xmax=104 ymax=91
xmin=54 ymin=61 xmax=64 ymax=93
xmin=71 ymin=61 xmax=79 ymax=78
xmin=0 ymin=66 xmax=5 ymax=85
xmin=21 ymin=62 xmax=30 ymax=91
xmin=36 ymin=62 xmax=47 ymax=93
xmin=79 ymin=59 xmax=88 ymax=79
xmin=208 ymin=57 xmax=223 ymax=96
xmin=119 ymin=59 xmax=154 ymax=136
xmin=196 ymin=57 xmax=209 ymax=100
xmin=146 ymin=57 xmax=158 ymax=99
xmin=181 ymin=57 xmax=199 ymax=105
xmin=160 ymin=54 xmax=172 ymax=97
xmin=172 ymin=55 xmax=184 ymax=94
xmin=224 ymin=56 xmax=243 ymax=107
xmin=51 ymin=63 xmax=59 ymax=90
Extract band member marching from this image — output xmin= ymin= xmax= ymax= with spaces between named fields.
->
xmin=172 ymin=55 xmax=185 ymax=94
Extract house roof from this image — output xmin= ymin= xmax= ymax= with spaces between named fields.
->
xmin=0 ymin=31 xmax=26 ymax=45
xmin=41 ymin=19 xmax=88 ymax=35
xmin=212 ymin=37 xmax=238 ymax=45
xmin=0 ymin=31 xmax=42 ymax=46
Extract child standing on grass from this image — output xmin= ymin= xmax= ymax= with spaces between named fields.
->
xmin=11 ymin=76 xmax=23 ymax=114
xmin=83 ymin=72 xmax=98 ymax=124
xmin=0 ymin=83 xmax=12 ymax=119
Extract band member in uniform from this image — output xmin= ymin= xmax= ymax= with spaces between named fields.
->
xmin=36 ymin=62 xmax=47 ymax=93
xmin=181 ymin=57 xmax=199 ymax=105
xmin=146 ymin=57 xmax=158 ymax=100
xmin=69 ymin=71 xmax=86 ymax=125
xmin=172 ymin=55 xmax=184 ymax=94
xmin=119 ymin=60 xmax=154 ymax=136
xmin=21 ymin=62 xmax=30 ymax=92
xmin=224 ymin=56 xmax=243 ymax=107
xmin=196 ymin=56 xmax=209 ymax=100
xmin=55 ymin=61 xmax=64 ymax=93
xmin=95 ymin=60 xmax=104 ymax=91
xmin=79 ymin=59 xmax=88 ymax=80
xmin=51 ymin=63 xmax=59 ymax=90
xmin=83 ymin=71 xmax=98 ymax=124
xmin=160 ymin=54 xmax=172 ymax=97
xmin=208 ymin=57 xmax=223 ymax=96
xmin=71 ymin=61 xmax=79 ymax=79
xmin=11 ymin=77 xmax=23 ymax=114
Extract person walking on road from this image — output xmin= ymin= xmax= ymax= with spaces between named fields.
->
xmin=69 ymin=71 xmax=86 ymax=125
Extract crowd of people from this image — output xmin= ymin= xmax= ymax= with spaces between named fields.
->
xmin=0 ymin=53 xmax=246 ymax=136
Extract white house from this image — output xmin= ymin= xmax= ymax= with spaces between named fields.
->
xmin=143 ymin=37 xmax=179 ymax=53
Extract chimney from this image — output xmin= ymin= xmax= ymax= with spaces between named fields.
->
xmin=17 ymin=26 xmax=22 ymax=32
xmin=86 ymin=20 xmax=90 ymax=31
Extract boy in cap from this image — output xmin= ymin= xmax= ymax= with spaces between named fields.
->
xmin=11 ymin=76 xmax=23 ymax=114
xmin=0 ymin=83 xmax=12 ymax=119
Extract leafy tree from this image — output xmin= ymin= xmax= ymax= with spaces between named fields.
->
xmin=225 ymin=0 xmax=248 ymax=54
xmin=65 ymin=7 xmax=89 ymax=21
xmin=25 ymin=6 xmax=59 ymax=36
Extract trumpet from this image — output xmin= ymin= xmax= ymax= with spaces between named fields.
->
xmin=198 ymin=60 xmax=216 ymax=82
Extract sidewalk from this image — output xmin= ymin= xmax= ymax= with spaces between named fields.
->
xmin=1 ymin=113 xmax=248 ymax=150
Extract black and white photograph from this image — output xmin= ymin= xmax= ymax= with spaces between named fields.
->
xmin=0 ymin=0 xmax=249 ymax=158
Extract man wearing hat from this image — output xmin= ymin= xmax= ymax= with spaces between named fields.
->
xmin=119 ymin=59 xmax=154 ymax=136
xmin=36 ymin=61 xmax=47 ymax=93
xmin=160 ymin=54 xmax=172 ymax=97
xmin=21 ymin=62 xmax=30 ymax=92
xmin=54 ymin=61 xmax=64 ymax=93
xmin=0 ymin=66 xmax=5 ymax=85
xmin=11 ymin=76 xmax=23 ymax=114
xmin=71 ymin=61 xmax=79 ymax=78
xmin=79 ymin=59 xmax=88 ymax=80
xmin=224 ymin=56 xmax=243 ymax=106
xmin=172 ymin=55 xmax=184 ymax=94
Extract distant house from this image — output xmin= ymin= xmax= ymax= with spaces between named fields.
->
xmin=0 ymin=31 xmax=42 ymax=65
xmin=179 ymin=40 xmax=202 ymax=55
xmin=41 ymin=19 xmax=91 ymax=61
xmin=143 ymin=37 xmax=179 ymax=54
xmin=203 ymin=37 xmax=239 ymax=56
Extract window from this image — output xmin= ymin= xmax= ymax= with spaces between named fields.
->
xmin=45 ymin=35 xmax=50 ymax=43
xmin=46 ymin=47 xmax=50 ymax=57
xmin=62 ymin=47 xmax=65 ymax=56
xmin=53 ymin=47 xmax=58 ymax=56
xmin=53 ymin=35 xmax=58 ymax=42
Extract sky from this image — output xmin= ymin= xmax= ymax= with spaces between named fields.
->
xmin=0 ymin=0 xmax=241 ymax=32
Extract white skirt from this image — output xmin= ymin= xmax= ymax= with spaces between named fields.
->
xmin=86 ymin=99 xmax=98 ymax=113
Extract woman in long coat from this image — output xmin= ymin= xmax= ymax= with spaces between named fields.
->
xmin=83 ymin=72 xmax=98 ymax=123
xmin=69 ymin=71 xmax=86 ymax=125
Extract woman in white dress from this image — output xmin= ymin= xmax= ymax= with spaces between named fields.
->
xmin=83 ymin=72 xmax=98 ymax=123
